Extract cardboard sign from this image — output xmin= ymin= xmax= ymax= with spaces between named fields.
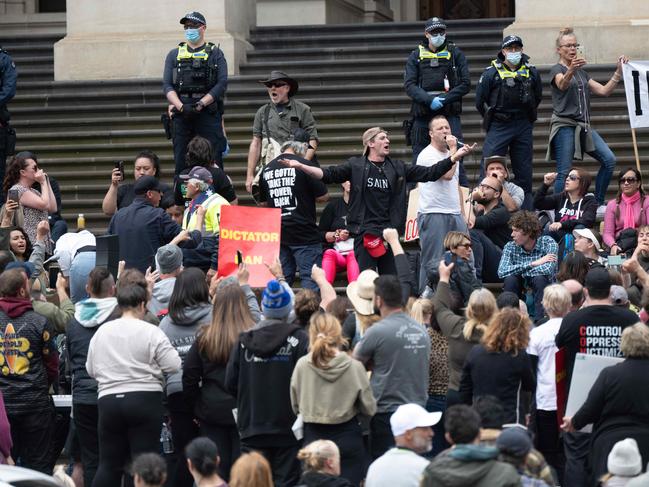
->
xmin=623 ymin=61 xmax=649 ymax=128
xmin=404 ymin=187 xmax=420 ymax=242
xmin=217 ymin=206 xmax=281 ymax=287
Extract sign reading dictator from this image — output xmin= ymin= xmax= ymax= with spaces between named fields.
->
xmin=217 ymin=206 xmax=282 ymax=287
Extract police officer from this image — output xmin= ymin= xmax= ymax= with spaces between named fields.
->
xmin=0 ymin=46 xmax=17 ymax=200
xmin=476 ymin=35 xmax=542 ymax=201
xmin=163 ymin=11 xmax=227 ymax=175
xmin=404 ymin=17 xmax=470 ymax=185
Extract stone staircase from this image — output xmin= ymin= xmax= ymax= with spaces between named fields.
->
xmin=2 ymin=18 xmax=647 ymax=233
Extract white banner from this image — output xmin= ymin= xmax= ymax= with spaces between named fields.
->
xmin=623 ymin=61 xmax=649 ymax=128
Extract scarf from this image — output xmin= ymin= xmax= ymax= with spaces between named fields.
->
xmin=621 ymin=191 xmax=641 ymax=229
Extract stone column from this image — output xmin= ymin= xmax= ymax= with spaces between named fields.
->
xmin=505 ymin=0 xmax=649 ymax=66
xmin=53 ymin=0 xmax=254 ymax=80
xmin=256 ymin=0 xmax=392 ymax=26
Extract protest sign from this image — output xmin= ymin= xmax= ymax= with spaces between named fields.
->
xmin=217 ymin=206 xmax=281 ymax=287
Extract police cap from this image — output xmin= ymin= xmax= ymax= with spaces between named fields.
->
xmin=180 ymin=12 xmax=206 ymax=26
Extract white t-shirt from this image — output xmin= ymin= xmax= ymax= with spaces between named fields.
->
xmin=54 ymin=230 xmax=96 ymax=276
xmin=365 ymin=448 xmax=429 ymax=487
xmin=527 ymin=317 xmax=563 ymax=411
xmin=416 ymin=144 xmax=460 ymax=214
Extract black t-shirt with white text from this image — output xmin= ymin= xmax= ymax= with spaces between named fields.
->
xmin=259 ymin=154 xmax=328 ymax=245
xmin=362 ymin=160 xmax=392 ymax=236
xmin=555 ymin=305 xmax=639 ymax=391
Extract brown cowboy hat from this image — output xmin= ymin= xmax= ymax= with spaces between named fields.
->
xmin=258 ymin=70 xmax=299 ymax=97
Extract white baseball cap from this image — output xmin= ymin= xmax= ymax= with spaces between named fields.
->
xmin=390 ymin=404 xmax=442 ymax=437
xmin=573 ymin=228 xmax=602 ymax=251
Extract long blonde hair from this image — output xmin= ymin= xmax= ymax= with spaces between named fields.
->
xmin=309 ymin=313 xmax=347 ymax=369
xmin=229 ymin=452 xmax=273 ymax=487
xmin=463 ymin=288 xmax=497 ymax=340
xmin=410 ymin=298 xmax=433 ymax=325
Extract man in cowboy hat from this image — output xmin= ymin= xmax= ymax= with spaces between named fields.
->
xmin=246 ymin=71 xmax=319 ymax=196
xmin=163 ymin=11 xmax=228 ymax=174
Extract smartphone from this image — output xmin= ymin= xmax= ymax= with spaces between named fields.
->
xmin=6 ymin=188 xmax=19 ymax=203
xmin=575 ymin=44 xmax=585 ymax=61
xmin=443 ymin=251 xmax=456 ymax=266
xmin=114 ymin=160 xmax=125 ymax=179
xmin=236 ymin=250 xmax=243 ymax=265
xmin=48 ymin=266 xmax=60 ymax=289
xmin=607 ymin=255 xmax=626 ymax=267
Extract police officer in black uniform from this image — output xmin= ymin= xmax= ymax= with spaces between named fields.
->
xmin=404 ymin=17 xmax=470 ymax=185
xmin=476 ymin=35 xmax=542 ymax=203
xmin=0 ymin=46 xmax=17 ymax=200
xmin=163 ymin=11 xmax=227 ymax=175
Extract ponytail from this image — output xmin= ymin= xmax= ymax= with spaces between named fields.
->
xmin=308 ymin=313 xmax=347 ymax=369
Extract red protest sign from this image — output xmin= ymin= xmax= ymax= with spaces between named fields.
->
xmin=217 ymin=206 xmax=282 ymax=287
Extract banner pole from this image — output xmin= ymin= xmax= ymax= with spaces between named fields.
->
xmin=631 ymin=127 xmax=642 ymax=174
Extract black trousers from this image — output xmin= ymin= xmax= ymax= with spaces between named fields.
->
xmin=354 ymin=235 xmax=396 ymax=275
xmin=369 ymin=412 xmax=395 ymax=460
xmin=172 ymin=110 xmax=225 ymax=175
xmin=93 ymin=391 xmax=163 ymax=487
xmin=304 ymin=419 xmax=367 ymax=487
xmin=73 ymin=403 xmax=100 ymax=487
xmin=9 ymin=406 xmax=55 ymax=474
xmin=167 ymin=392 xmax=198 ymax=487
xmin=534 ymin=409 xmax=564 ymax=486
xmin=200 ymin=422 xmax=240 ymax=482
xmin=241 ymin=441 xmax=300 ymax=487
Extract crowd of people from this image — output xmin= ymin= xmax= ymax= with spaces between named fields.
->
xmin=0 ymin=9 xmax=647 ymax=487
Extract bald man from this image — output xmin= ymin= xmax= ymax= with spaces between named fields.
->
xmin=469 ymin=176 xmax=511 ymax=283
xmin=561 ymin=279 xmax=585 ymax=311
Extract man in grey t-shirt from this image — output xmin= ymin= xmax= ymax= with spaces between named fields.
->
xmin=354 ymin=275 xmax=431 ymax=460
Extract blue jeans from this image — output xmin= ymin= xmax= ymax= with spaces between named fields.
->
xmin=425 ymin=394 xmax=448 ymax=458
xmin=279 ymin=243 xmax=322 ymax=290
xmin=469 ymin=229 xmax=503 ymax=283
xmin=69 ymin=251 xmax=96 ymax=303
xmin=552 ymin=126 xmax=616 ymax=205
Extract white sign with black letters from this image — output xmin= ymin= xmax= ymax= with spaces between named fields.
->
xmin=623 ymin=61 xmax=649 ymax=128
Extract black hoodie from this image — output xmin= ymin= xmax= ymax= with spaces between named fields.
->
xmin=225 ymin=318 xmax=308 ymax=445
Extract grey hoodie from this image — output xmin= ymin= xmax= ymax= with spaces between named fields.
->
xmin=159 ymin=302 xmax=212 ymax=396
xmin=148 ymin=277 xmax=176 ymax=317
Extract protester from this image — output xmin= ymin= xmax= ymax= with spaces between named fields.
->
xmin=159 ymin=267 xmax=212 ymax=487
xmin=365 ymin=403 xmax=440 ymax=487
xmin=433 ymin=260 xmax=496 ymax=405
xmin=3 ymin=152 xmax=56 ymax=247
xmin=411 ymin=298 xmax=449 ymax=456
xmin=481 ymin=155 xmax=524 ymax=211
xmin=527 ymin=284 xmax=571 ymax=482
xmin=102 ymin=150 xmax=171 ymax=216
xmin=604 ymin=168 xmax=649 ymax=255
xmin=621 ymin=225 xmax=649 ymax=306
xmin=548 ymin=27 xmax=628 ymax=211
xmin=496 ymin=427 xmax=552 ymax=486
xmin=562 ymin=323 xmax=649 ymax=485
xmin=498 ymin=210 xmax=558 ymax=321
xmin=291 ymin=312 xmax=376 ymax=485
xmin=148 ymin=243 xmax=183 ymax=318
xmin=52 ymin=227 xmax=97 ymax=303
xmin=353 ymin=275 xmax=431 ymax=459
xmin=342 ymin=269 xmax=380 ymax=349
xmin=183 ymin=274 xmax=256 ymax=481
xmin=459 ymin=307 xmax=534 ymax=424
xmin=132 ymin=452 xmax=167 ymax=487
xmin=297 ymin=440 xmax=352 ymax=487
xmin=573 ymin=228 xmax=606 ymax=266
xmin=225 ymin=278 xmax=309 ymax=487
xmin=319 ymin=181 xmax=359 ymax=285
xmin=66 ymin=267 xmax=119 ymax=487
xmin=420 ymin=404 xmax=521 ymax=486
xmin=229 ymin=451 xmax=274 ymax=487
xmin=597 ymin=438 xmax=643 ymax=487
xmin=0 ymin=267 xmax=58 ymax=474
xmin=557 ymin=250 xmax=590 ymax=284
xmin=556 ymin=266 xmax=639 ymax=486
xmin=293 ymin=289 xmax=320 ymax=328
xmin=86 ymin=270 xmax=181 ymax=487
xmin=185 ymin=437 xmax=228 ymax=487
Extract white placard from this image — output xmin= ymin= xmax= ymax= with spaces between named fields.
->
xmin=623 ymin=61 xmax=649 ymax=128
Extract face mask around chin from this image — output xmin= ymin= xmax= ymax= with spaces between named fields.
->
xmin=430 ymin=34 xmax=446 ymax=48
xmin=185 ymin=28 xmax=200 ymax=43
xmin=506 ymin=52 xmax=522 ymax=65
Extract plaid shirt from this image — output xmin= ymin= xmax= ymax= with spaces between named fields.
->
xmin=498 ymin=235 xmax=558 ymax=279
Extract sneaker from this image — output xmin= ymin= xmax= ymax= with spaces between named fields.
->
xmin=596 ymin=205 xmax=607 ymax=220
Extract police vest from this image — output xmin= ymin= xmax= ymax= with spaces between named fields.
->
xmin=490 ymin=59 xmax=533 ymax=110
xmin=417 ymin=44 xmax=453 ymax=93
xmin=173 ymin=42 xmax=217 ymax=96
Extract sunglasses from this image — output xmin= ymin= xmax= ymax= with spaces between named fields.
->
xmin=560 ymin=43 xmax=580 ymax=49
xmin=266 ymin=82 xmax=287 ymax=88
xmin=456 ymin=243 xmax=472 ymax=249
xmin=621 ymin=177 xmax=638 ymax=184
xmin=567 ymin=174 xmax=581 ymax=181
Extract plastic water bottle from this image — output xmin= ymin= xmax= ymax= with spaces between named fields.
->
xmin=77 ymin=213 xmax=85 ymax=230
xmin=160 ymin=422 xmax=173 ymax=454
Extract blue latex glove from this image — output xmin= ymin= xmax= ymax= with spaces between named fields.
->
xmin=430 ymin=96 xmax=444 ymax=111
xmin=222 ymin=142 xmax=230 ymax=157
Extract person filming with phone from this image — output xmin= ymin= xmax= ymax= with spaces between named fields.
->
xmin=547 ymin=27 xmax=628 ymax=217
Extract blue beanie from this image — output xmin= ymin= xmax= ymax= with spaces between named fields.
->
xmin=262 ymin=280 xmax=292 ymax=319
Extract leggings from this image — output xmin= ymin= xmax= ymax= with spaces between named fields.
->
xmin=92 ymin=391 xmax=163 ymax=487
xmin=322 ymin=249 xmax=360 ymax=284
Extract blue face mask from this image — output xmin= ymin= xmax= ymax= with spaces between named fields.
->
xmin=506 ymin=52 xmax=522 ymax=66
xmin=430 ymin=34 xmax=446 ymax=48
xmin=185 ymin=28 xmax=200 ymax=43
